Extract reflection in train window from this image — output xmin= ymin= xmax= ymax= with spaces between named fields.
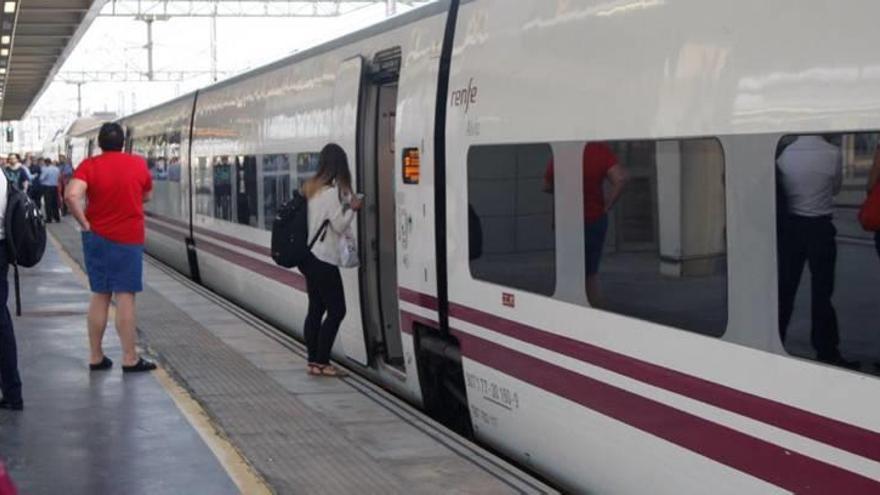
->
xmin=578 ymin=139 xmax=728 ymax=336
xmin=167 ymin=132 xmax=182 ymax=183
xmin=467 ymin=143 xmax=556 ymax=296
xmin=262 ymin=154 xmax=292 ymax=230
xmin=236 ymin=155 xmax=258 ymax=227
xmin=194 ymin=157 xmax=213 ymax=217
xmin=776 ymin=133 xmax=880 ymax=372
xmin=148 ymin=135 xmax=168 ymax=181
xmin=213 ymin=156 xmax=233 ymax=221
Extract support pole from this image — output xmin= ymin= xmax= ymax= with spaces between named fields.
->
xmin=145 ymin=17 xmax=154 ymax=81
xmin=210 ymin=1 xmax=218 ymax=82
xmin=76 ymin=82 xmax=83 ymax=117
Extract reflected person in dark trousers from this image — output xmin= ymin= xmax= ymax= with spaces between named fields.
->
xmin=777 ymin=135 xmax=857 ymax=369
xmin=871 ymin=146 xmax=880 ymax=260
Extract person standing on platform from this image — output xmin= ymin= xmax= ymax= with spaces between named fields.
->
xmin=59 ymin=154 xmax=74 ymax=216
xmin=64 ymin=123 xmax=156 ymax=373
xmin=39 ymin=158 xmax=61 ymax=223
xmin=0 ymin=170 xmax=22 ymax=411
xmin=4 ymin=154 xmax=29 ymax=192
xmin=301 ymin=143 xmax=362 ymax=377
xmin=777 ymin=135 xmax=857 ymax=369
xmin=26 ymin=154 xmax=41 ymax=212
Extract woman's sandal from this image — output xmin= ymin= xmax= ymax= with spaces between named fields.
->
xmin=122 ymin=357 xmax=158 ymax=373
xmin=307 ymin=363 xmax=323 ymax=376
xmin=317 ymin=365 xmax=348 ymax=378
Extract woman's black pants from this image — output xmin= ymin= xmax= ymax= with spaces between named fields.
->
xmin=301 ymin=255 xmax=346 ymax=365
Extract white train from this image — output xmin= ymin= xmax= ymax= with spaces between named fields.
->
xmin=68 ymin=1 xmax=880 ymax=493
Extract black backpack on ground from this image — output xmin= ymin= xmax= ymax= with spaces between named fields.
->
xmin=271 ymin=191 xmax=328 ymax=269
xmin=4 ymin=175 xmax=47 ymax=316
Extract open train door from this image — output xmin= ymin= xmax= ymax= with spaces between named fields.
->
xmin=331 ymin=56 xmax=370 ymax=366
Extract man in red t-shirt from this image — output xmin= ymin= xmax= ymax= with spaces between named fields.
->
xmin=65 ymin=123 xmax=156 ymax=373
xmin=544 ymin=142 xmax=629 ymax=308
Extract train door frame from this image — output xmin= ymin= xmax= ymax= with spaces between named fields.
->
xmin=359 ymin=47 xmax=406 ymax=371
xmin=332 ymin=55 xmax=371 ymax=366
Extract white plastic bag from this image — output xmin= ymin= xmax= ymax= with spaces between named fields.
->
xmin=337 ymin=227 xmax=359 ymax=268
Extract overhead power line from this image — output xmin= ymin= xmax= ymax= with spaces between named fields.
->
xmin=101 ymin=0 xmax=429 ymax=18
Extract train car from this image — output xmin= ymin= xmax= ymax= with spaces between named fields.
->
xmin=68 ymin=1 xmax=880 ymax=493
xmin=61 ymin=114 xmax=117 ymax=165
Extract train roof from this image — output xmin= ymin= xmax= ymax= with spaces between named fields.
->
xmin=65 ymin=113 xmax=117 ymax=138
xmin=115 ymin=1 xmax=452 ymax=127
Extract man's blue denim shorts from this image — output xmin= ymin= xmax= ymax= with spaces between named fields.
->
xmin=81 ymin=231 xmax=144 ymax=294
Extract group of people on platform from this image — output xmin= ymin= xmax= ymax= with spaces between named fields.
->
xmin=0 ymin=123 xmax=359 ymax=411
xmin=1 ymin=152 xmax=74 ymax=223
xmin=0 ymin=124 xmax=158 ymax=411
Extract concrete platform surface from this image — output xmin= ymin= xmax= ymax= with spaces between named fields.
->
xmin=0 ymin=237 xmax=239 ymax=495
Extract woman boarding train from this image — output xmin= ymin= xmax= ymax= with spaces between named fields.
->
xmin=300 ymin=143 xmax=362 ymax=377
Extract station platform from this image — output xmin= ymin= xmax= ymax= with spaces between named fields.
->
xmin=0 ymin=218 xmax=554 ymax=495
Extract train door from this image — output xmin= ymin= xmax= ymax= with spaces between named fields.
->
xmin=360 ymin=48 xmax=404 ymax=370
xmin=331 ymin=56 xmax=370 ymax=366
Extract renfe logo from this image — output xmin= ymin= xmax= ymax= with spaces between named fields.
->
xmin=450 ymin=78 xmax=478 ymax=113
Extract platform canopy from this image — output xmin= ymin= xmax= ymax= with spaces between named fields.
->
xmin=0 ymin=0 xmax=106 ymax=120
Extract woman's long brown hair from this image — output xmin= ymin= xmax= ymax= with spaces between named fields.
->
xmin=303 ymin=143 xmax=353 ymax=199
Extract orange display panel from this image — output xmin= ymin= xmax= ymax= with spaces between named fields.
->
xmin=403 ymin=148 xmax=420 ymax=184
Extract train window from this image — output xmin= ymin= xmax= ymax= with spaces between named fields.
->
xmin=194 ymin=157 xmax=213 ymax=217
xmin=467 ymin=143 xmax=556 ymax=296
xmin=131 ymin=137 xmax=148 ymax=160
xmin=213 ymin=156 xmax=234 ymax=221
xmin=167 ymin=131 xmax=182 ymax=182
xmin=235 ymin=155 xmax=258 ymax=227
xmin=296 ymin=152 xmax=320 ymax=189
xmin=555 ymin=139 xmax=728 ymax=337
xmin=148 ymin=135 xmax=168 ymax=181
xmin=776 ymin=132 xmax=880 ymax=373
xmin=262 ymin=154 xmax=292 ymax=230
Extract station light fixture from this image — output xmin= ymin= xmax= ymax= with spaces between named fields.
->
xmin=1 ymin=49 xmax=8 ymax=57
xmin=3 ymin=2 xmax=15 ymax=14
xmin=1 ymin=36 xmax=8 ymax=45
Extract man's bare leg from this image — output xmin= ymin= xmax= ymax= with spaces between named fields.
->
xmin=88 ymin=293 xmax=112 ymax=365
xmin=114 ymin=292 xmax=138 ymax=366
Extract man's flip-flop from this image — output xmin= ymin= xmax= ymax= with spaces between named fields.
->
xmin=122 ymin=358 xmax=157 ymax=373
xmin=89 ymin=356 xmax=113 ymax=371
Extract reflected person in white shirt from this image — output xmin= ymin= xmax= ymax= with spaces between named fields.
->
xmin=776 ymin=135 xmax=856 ymax=369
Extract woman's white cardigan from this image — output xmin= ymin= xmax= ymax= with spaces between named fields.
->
xmin=307 ymin=186 xmax=355 ymax=266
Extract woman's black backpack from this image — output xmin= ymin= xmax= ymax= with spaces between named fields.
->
xmin=271 ymin=191 xmax=327 ymax=269
xmin=4 ymin=176 xmax=46 ymax=315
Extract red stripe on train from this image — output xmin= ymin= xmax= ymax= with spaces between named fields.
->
xmin=445 ymin=301 xmax=880 ymax=465
xmin=453 ymin=329 xmax=880 ymax=494
xmin=398 ymin=287 xmax=440 ymax=312
xmin=145 ymin=218 xmax=306 ymax=291
xmin=146 ymin=212 xmax=271 ymax=257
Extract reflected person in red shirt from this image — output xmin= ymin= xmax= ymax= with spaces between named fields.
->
xmin=544 ymin=142 xmax=628 ymax=308
xmin=65 ymin=123 xmax=157 ymax=373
